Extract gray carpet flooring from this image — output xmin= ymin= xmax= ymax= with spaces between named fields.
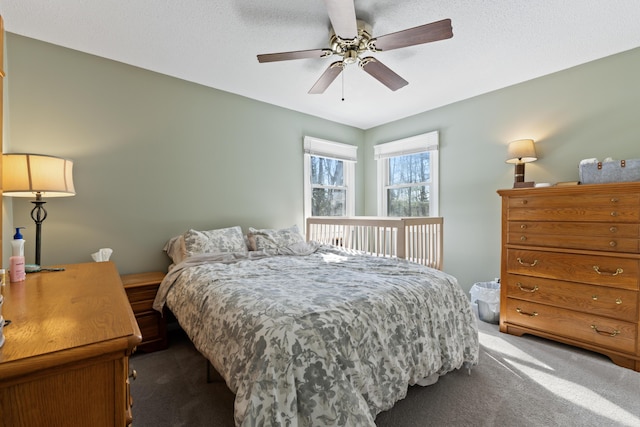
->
xmin=130 ymin=319 xmax=640 ymax=426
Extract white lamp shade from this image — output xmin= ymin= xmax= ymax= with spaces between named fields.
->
xmin=3 ymin=153 xmax=75 ymax=197
xmin=506 ymin=139 xmax=537 ymax=164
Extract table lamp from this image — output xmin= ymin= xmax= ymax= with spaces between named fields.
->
xmin=2 ymin=153 xmax=76 ymax=266
xmin=506 ymin=139 xmax=537 ymax=187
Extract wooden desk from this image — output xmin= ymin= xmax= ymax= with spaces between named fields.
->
xmin=0 ymin=262 xmax=142 ymax=426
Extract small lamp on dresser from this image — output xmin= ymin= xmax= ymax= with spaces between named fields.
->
xmin=505 ymin=139 xmax=537 ymax=188
xmin=2 ymin=153 xmax=76 ymax=267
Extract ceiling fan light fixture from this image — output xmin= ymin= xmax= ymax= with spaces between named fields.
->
xmin=343 ymin=49 xmax=358 ymax=65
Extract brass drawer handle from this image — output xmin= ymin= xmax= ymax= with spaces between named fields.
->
xmin=520 ymin=224 xmax=527 ymax=230
xmin=590 ymin=325 xmax=620 ymax=337
xmin=592 ymin=295 xmax=623 ymax=305
xmin=609 ymin=241 xmax=617 ymax=247
xmin=517 ymin=257 xmax=538 ymax=267
xmin=609 ymin=226 xmax=617 ymax=233
xmin=516 ymin=308 xmax=538 ymax=317
xmin=520 ymin=236 xmax=527 ymax=241
xmin=593 ymin=266 xmax=623 ymax=276
xmin=610 ymin=198 xmax=619 ymax=203
xmin=610 ymin=211 xmax=618 ymax=217
xmin=517 ymin=283 xmax=539 ymax=293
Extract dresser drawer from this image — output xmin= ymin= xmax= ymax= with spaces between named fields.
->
xmin=504 ymin=298 xmax=637 ymax=354
xmin=130 ymin=299 xmax=153 ymax=315
xmin=507 ymin=231 xmax=640 ymax=253
xmin=136 ymin=312 xmax=163 ymax=342
xmin=125 ymin=284 xmax=159 ymax=303
xmin=508 ymin=194 xmax=640 ymax=222
xmin=125 ymin=284 xmax=159 ymax=313
xmin=506 ymin=249 xmax=639 ymax=290
xmin=504 ymin=274 xmax=638 ymax=322
xmin=508 ymin=221 xmax=639 ymax=237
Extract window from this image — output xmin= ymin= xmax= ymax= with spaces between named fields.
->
xmin=374 ymin=131 xmax=439 ymax=217
xmin=304 ymin=136 xmax=357 ymax=218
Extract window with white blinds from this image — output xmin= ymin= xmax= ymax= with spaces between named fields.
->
xmin=374 ymin=131 xmax=439 ymax=217
xmin=303 ymin=136 xmax=357 ymax=218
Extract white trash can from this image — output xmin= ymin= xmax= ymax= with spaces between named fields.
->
xmin=470 ymin=281 xmax=500 ymax=324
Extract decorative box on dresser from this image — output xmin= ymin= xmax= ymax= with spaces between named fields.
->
xmin=0 ymin=262 xmax=142 ymax=427
xmin=121 ymin=271 xmax=168 ymax=352
xmin=498 ymin=182 xmax=640 ymax=372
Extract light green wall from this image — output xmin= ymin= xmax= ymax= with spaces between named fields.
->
xmin=4 ymin=33 xmax=640 ymax=293
xmin=364 ymin=46 xmax=640 ymax=291
xmin=3 ymin=34 xmax=364 ymax=274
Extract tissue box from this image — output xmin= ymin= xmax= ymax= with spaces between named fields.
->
xmin=579 ymin=159 xmax=640 ymax=184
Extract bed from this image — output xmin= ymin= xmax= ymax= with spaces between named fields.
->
xmin=153 ymin=222 xmax=479 ymax=426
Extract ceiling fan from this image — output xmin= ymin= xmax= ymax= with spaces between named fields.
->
xmin=257 ymin=0 xmax=453 ymax=94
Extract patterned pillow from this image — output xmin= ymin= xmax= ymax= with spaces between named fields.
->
xmin=247 ymin=225 xmax=304 ymax=251
xmin=183 ymin=226 xmax=248 ymax=257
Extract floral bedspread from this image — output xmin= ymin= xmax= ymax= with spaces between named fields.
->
xmin=154 ymin=245 xmax=479 ymax=426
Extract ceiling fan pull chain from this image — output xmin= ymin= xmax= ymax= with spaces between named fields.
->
xmin=341 ymin=67 xmax=345 ymax=101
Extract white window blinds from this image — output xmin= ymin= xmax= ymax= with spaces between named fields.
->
xmin=373 ymin=131 xmax=438 ymax=160
xmin=304 ymin=136 xmax=357 ymax=162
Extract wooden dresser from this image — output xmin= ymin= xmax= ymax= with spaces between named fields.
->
xmin=0 ymin=262 xmax=142 ymax=426
xmin=498 ymin=182 xmax=640 ymax=372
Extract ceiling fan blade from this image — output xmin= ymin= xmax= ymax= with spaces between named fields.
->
xmin=257 ymin=49 xmax=332 ymax=63
xmin=360 ymin=57 xmax=408 ymax=91
xmin=371 ymin=19 xmax=453 ymax=51
xmin=323 ymin=0 xmax=357 ymax=40
xmin=309 ymin=61 xmax=344 ymax=94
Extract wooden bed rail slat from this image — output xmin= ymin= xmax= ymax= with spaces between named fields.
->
xmin=306 ymin=217 xmax=443 ymax=270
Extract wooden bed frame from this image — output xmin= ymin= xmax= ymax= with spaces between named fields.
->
xmin=306 ymin=216 xmax=443 ymax=270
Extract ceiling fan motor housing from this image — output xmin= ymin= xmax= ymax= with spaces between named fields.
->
xmin=330 ymin=20 xmax=375 ymax=64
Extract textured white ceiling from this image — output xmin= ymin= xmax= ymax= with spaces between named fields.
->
xmin=2 ymin=1 xmax=640 ymax=129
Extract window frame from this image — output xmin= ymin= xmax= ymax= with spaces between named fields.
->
xmin=303 ymin=136 xmax=357 ymax=219
xmin=374 ymin=131 xmax=439 ymax=217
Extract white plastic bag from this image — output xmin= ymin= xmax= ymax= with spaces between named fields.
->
xmin=469 ymin=281 xmax=500 ymax=305
xmin=470 ymin=281 xmax=500 ymax=323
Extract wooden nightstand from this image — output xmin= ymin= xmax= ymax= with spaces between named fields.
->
xmin=121 ymin=271 xmax=168 ymax=353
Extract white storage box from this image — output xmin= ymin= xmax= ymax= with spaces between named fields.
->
xmin=579 ymin=158 xmax=640 ymax=184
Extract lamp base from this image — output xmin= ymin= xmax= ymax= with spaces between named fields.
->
xmin=513 ymin=181 xmax=535 ymax=188
xmin=30 ymin=197 xmax=47 ymax=267
xmin=514 ymin=163 xmax=525 ymax=182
